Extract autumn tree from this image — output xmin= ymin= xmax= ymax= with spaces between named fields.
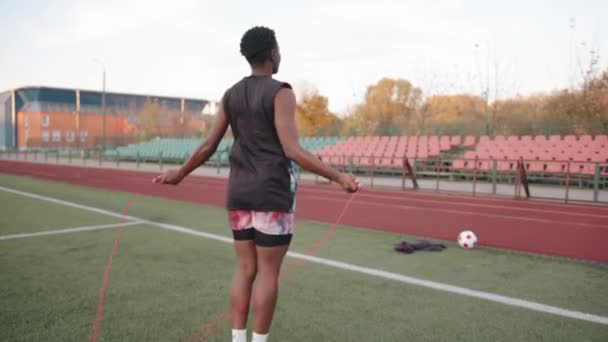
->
xmin=295 ymin=91 xmax=340 ymax=137
xmin=346 ymin=78 xmax=422 ymax=135
xmin=139 ymin=99 xmax=165 ymax=140
xmin=420 ymin=94 xmax=487 ymax=135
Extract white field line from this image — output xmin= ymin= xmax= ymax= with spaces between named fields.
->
xmin=0 ymin=185 xmax=607 ymax=326
xmin=0 ymin=221 xmax=143 ymax=240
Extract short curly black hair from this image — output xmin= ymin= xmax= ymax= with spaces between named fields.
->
xmin=240 ymin=26 xmax=278 ymax=66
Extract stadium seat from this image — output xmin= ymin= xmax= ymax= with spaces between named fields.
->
xmin=564 ymin=135 xmax=577 ymax=144
xmin=497 ymin=161 xmax=514 ymax=172
xmin=464 ymin=151 xmax=476 ymax=160
xmin=545 ymin=162 xmax=564 ymax=174
xmin=452 ymin=159 xmax=465 ymax=170
xmin=439 ymin=136 xmax=451 ymax=151
xmin=450 ymin=135 xmax=462 ymax=146
xmin=528 ymin=161 xmax=545 ymax=173
xmin=579 ymin=135 xmax=592 ymax=146
xmin=549 ymin=135 xmax=561 ymax=143
xmin=520 ymin=135 xmax=532 ymax=144
xmin=478 ymin=160 xmax=492 ymax=171
xmin=463 ymin=136 xmax=475 ymax=147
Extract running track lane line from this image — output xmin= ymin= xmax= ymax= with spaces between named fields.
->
xmin=0 ymin=185 xmax=606 ymax=326
xmin=89 ymin=194 xmax=139 ymax=342
xmin=0 ymin=221 xmax=143 ymax=240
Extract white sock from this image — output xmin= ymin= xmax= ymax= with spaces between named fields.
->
xmin=252 ymin=332 xmax=269 ymax=342
xmin=232 ymin=329 xmax=247 ymax=342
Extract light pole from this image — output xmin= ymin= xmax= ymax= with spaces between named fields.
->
xmin=93 ymin=59 xmax=106 ymax=150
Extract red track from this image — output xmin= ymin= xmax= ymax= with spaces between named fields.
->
xmin=1 ymin=160 xmax=607 ymax=263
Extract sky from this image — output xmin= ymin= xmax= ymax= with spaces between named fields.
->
xmin=0 ymin=0 xmax=606 ymax=115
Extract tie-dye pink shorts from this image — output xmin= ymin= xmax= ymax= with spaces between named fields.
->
xmin=228 ymin=210 xmax=295 ymax=246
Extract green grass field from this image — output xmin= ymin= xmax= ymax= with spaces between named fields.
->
xmin=1 ymin=173 xmax=607 ymax=341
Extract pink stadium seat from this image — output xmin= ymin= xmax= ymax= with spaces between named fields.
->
xmin=521 ymin=151 xmax=537 ymax=161
xmin=465 ymin=160 xmax=477 ymax=170
xmin=479 ymin=135 xmax=491 ymax=145
xmin=478 ymin=160 xmax=492 ymax=171
xmin=379 ymin=157 xmax=393 ymax=168
xmin=417 ymin=150 xmax=429 ymax=160
xmin=579 ymin=135 xmax=592 ymax=145
xmin=359 ymin=157 xmax=372 ymax=167
xmin=506 ymin=153 xmax=520 ymax=161
xmin=582 ymin=164 xmax=597 ymax=175
xmin=463 ymin=136 xmax=476 ymax=147
xmin=452 ymin=159 xmax=465 ymax=170
xmin=521 ymin=136 xmax=533 ymax=143
xmin=549 ymin=135 xmax=561 ymax=143
xmin=595 ymin=134 xmax=608 ymax=144
xmin=545 ymin=162 xmax=564 ymax=174
xmin=495 ymin=135 xmax=506 ymax=143
xmin=408 ymin=136 xmax=418 ymax=149
xmin=528 ymin=161 xmax=545 ymax=173
xmin=450 ymin=136 xmax=462 ymax=146
xmin=478 ymin=151 xmax=490 ymax=159
xmin=534 ymin=135 xmax=547 ymax=143
xmin=507 ymin=136 xmax=519 ymax=143
xmin=547 ymin=150 xmax=563 ymax=161
xmin=564 ymin=149 xmax=579 ymax=161
xmin=464 ymin=151 xmax=476 ymax=159
xmin=564 ymin=135 xmax=577 ymax=144
xmin=497 ymin=161 xmax=513 ymax=171
xmin=592 ymin=153 xmax=608 ymax=163
xmin=440 ymin=136 xmax=451 ymax=151
xmin=406 ymin=150 xmax=417 ymax=159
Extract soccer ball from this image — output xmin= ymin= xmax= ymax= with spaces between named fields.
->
xmin=458 ymin=230 xmax=477 ymax=249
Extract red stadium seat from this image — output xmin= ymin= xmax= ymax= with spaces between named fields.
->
xmin=497 ymin=161 xmax=514 ymax=171
xmin=520 ymin=135 xmax=533 ymax=144
xmin=440 ymin=136 xmax=451 ymax=151
xmin=452 ymin=159 xmax=465 ymax=170
xmin=507 ymin=136 xmax=519 ymax=143
xmin=564 ymin=135 xmax=577 ymax=144
xmin=595 ymin=134 xmax=608 ymax=144
xmin=545 ymin=162 xmax=564 ymax=174
xmin=528 ymin=161 xmax=545 ymax=173
xmin=549 ymin=135 xmax=561 ymax=143
xmin=463 ymin=136 xmax=476 ymax=147
xmin=579 ymin=135 xmax=592 ymax=146
xmin=464 ymin=151 xmax=476 ymax=159
xmin=478 ymin=160 xmax=492 ymax=171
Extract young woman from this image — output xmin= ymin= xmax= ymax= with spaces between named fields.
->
xmin=154 ymin=26 xmax=359 ymax=342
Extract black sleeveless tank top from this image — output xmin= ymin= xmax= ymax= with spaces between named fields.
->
xmin=222 ymin=75 xmax=297 ymax=212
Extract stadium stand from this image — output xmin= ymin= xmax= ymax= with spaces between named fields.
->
xmin=451 ymin=134 xmax=608 ymax=175
xmin=105 ymin=134 xmax=607 ymax=179
xmin=105 ymin=137 xmax=344 ymax=163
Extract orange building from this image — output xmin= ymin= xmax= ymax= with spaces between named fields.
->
xmin=0 ymin=86 xmax=215 ymax=149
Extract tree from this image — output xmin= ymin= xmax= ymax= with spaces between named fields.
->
xmin=139 ymin=99 xmax=164 ymax=140
xmin=420 ymin=94 xmax=486 ymax=135
xmin=295 ymin=92 xmax=340 ymax=137
xmin=348 ymin=78 xmax=422 ymax=135
xmin=492 ymin=94 xmax=546 ymax=135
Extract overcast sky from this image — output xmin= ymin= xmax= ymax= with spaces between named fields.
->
xmin=0 ymin=0 xmax=606 ymax=114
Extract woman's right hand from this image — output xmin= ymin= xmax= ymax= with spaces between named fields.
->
xmin=152 ymin=168 xmax=186 ymax=185
xmin=337 ymin=173 xmax=360 ymax=193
